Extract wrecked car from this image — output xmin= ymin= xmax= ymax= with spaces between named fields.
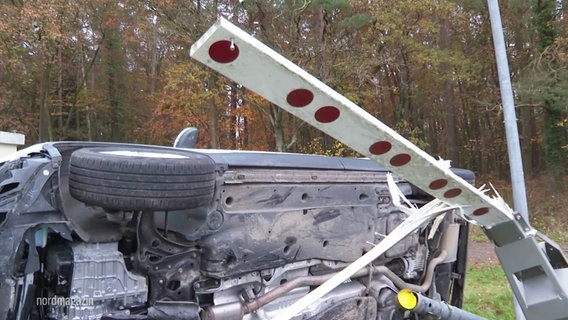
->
xmin=0 ymin=139 xmax=474 ymax=319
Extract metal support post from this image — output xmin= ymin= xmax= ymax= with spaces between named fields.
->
xmin=486 ymin=1 xmax=529 ymax=318
xmin=486 ymin=0 xmax=529 ymax=220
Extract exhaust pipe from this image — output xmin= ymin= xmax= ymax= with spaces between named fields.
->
xmin=397 ymin=289 xmax=486 ymax=320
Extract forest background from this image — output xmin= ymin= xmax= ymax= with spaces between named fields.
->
xmin=0 ymin=0 xmax=566 ymax=196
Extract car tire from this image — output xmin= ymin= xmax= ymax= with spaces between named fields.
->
xmin=68 ymin=146 xmax=216 ymax=210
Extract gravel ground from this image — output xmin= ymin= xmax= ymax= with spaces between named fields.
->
xmin=467 ymin=241 xmax=499 ymax=267
xmin=467 ymin=240 xmax=568 ymax=267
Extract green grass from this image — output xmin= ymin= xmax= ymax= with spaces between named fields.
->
xmin=463 ymin=265 xmax=515 ymax=319
xmin=461 ymin=176 xmax=567 ymax=318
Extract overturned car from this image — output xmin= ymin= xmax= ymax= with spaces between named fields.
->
xmin=0 ymin=140 xmax=473 ymax=320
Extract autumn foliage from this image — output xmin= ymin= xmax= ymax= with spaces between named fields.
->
xmin=0 ymin=0 xmax=566 ymax=191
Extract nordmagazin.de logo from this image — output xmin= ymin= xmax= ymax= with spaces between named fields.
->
xmin=36 ymin=296 xmax=94 ymax=307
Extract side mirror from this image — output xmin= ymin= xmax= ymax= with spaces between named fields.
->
xmin=173 ymin=127 xmax=199 ymax=148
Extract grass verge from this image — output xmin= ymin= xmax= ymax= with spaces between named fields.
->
xmin=463 ymin=265 xmax=515 ymax=319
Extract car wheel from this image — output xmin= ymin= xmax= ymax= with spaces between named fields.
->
xmin=68 ymin=146 xmax=216 ymax=210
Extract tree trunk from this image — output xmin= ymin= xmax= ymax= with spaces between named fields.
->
xmin=104 ymin=25 xmax=127 ymax=142
xmin=39 ymin=62 xmax=53 ymax=142
xmin=398 ymin=49 xmax=412 ymax=122
xmin=543 ymin=106 xmax=566 ymax=192
xmin=383 ymin=65 xmax=399 ymax=125
xmin=150 ymin=29 xmax=159 ymax=95
xmin=270 ymin=103 xmax=285 ymax=152
xmin=440 ymin=18 xmax=458 ymax=166
xmin=312 ymin=7 xmax=334 ymax=150
xmin=520 ymin=106 xmax=534 ymax=178
xmin=229 ymin=83 xmax=239 ymax=149
xmin=534 ymin=0 xmax=565 ymax=192
xmin=208 ymin=76 xmax=219 ymax=149
xmin=313 ymin=8 xmax=327 ymax=82
xmin=57 ymin=45 xmax=63 ymax=137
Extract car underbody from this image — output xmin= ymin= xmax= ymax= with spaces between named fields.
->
xmin=0 ymin=142 xmax=473 ymax=320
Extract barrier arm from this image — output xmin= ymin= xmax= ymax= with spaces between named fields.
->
xmin=190 ymin=19 xmax=568 ymax=320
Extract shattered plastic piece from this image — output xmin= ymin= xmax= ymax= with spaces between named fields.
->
xmin=436 ymin=157 xmax=452 ymax=170
xmin=386 ymin=173 xmax=416 ymax=215
xmin=428 ymin=213 xmax=448 ymax=240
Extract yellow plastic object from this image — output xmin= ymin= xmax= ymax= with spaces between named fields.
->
xmin=397 ymin=289 xmax=418 ymax=310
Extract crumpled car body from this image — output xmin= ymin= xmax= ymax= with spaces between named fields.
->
xmin=0 ymin=141 xmax=473 ymax=320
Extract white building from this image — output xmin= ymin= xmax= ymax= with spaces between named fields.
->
xmin=0 ymin=131 xmax=25 ymax=158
